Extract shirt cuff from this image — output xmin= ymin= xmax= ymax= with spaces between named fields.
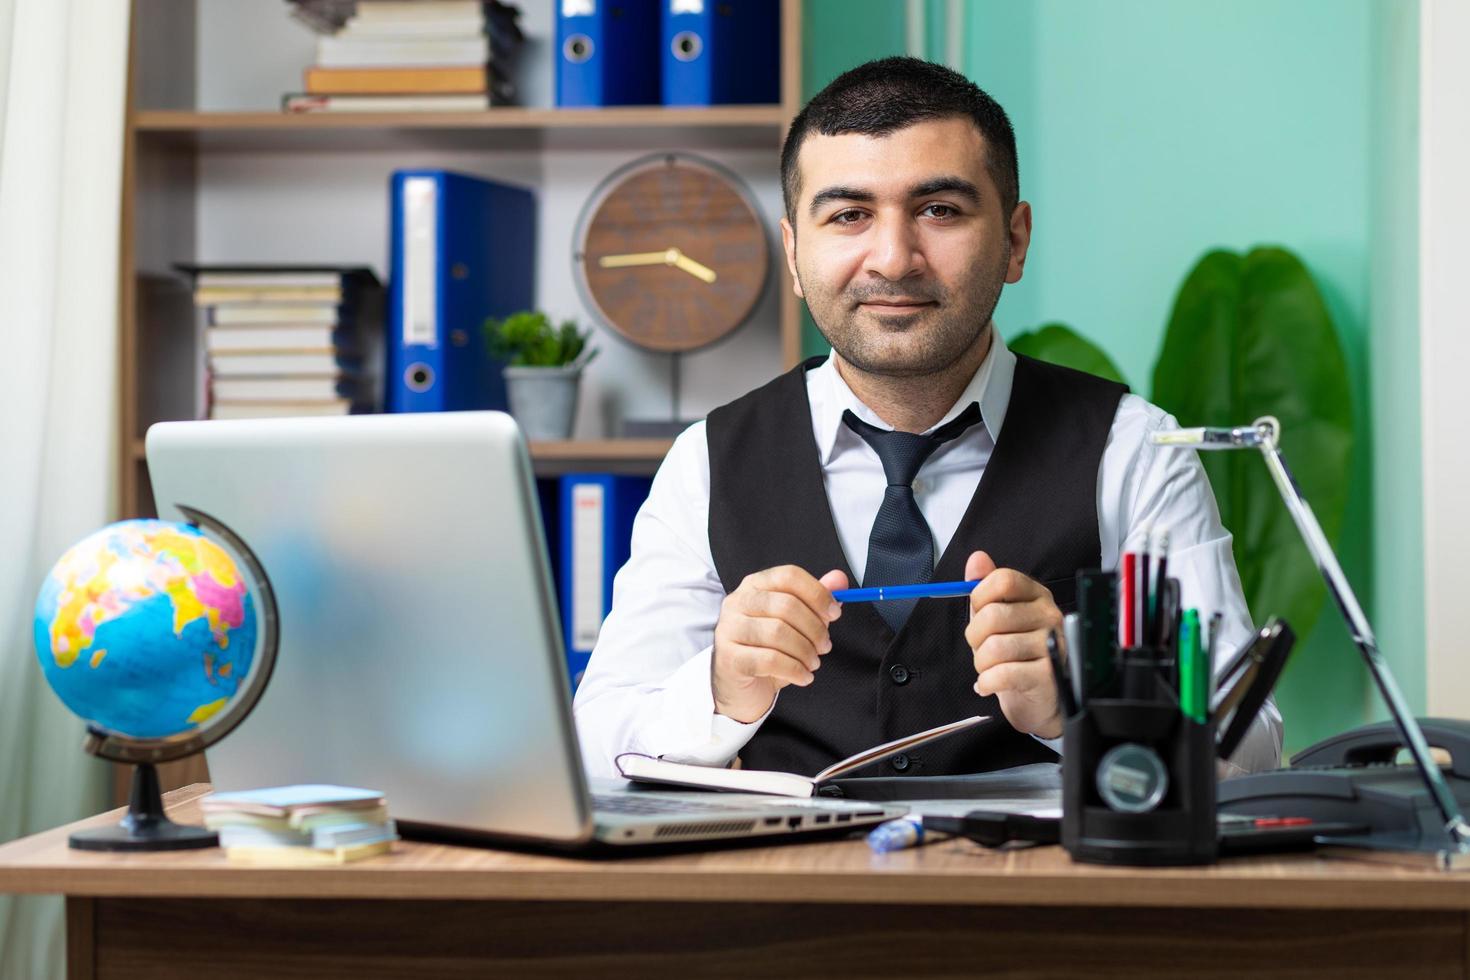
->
xmin=646 ymin=644 xmax=775 ymax=768
xmin=1033 ymin=733 xmax=1064 ymax=756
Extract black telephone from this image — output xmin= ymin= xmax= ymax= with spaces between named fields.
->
xmin=1218 ymin=718 xmax=1470 ymax=843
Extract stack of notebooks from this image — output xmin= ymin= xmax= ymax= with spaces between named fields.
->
xmin=177 ymin=264 xmax=384 ymax=420
xmin=201 ymin=784 xmax=398 ymax=865
xmin=285 ymin=0 xmax=523 ymax=113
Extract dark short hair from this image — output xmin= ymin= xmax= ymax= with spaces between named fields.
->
xmin=780 ymin=56 xmax=1019 ymax=223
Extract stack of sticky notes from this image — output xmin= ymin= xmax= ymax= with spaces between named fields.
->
xmin=201 ymin=784 xmax=397 ymax=865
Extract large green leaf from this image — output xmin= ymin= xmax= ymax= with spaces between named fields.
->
xmin=1151 ymin=247 xmax=1352 ymax=643
xmin=1008 ymin=323 xmax=1129 ymax=386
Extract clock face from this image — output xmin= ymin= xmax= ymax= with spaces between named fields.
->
xmin=574 ymin=154 xmax=770 ymax=353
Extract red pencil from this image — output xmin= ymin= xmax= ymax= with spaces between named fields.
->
xmin=1121 ymin=551 xmax=1138 ymax=649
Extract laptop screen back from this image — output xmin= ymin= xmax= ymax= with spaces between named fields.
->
xmin=145 ymin=411 xmax=592 ymax=843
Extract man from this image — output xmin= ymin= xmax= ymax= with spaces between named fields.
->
xmin=573 ymin=57 xmax=1281 ymax=779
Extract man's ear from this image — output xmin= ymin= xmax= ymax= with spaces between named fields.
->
xmin=1005 ymin=201 xmax=1033 ymax=285
xmin=780 ymin=217 xmax=804 ymax=298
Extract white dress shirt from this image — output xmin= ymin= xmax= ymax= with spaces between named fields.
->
xmin=572 ymin=330 xmax=1283 ymax=778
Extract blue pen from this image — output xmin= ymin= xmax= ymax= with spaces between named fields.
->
xmin=832 ymin=579 xmax=981 ymax=603
xmin=866 ymin=815 xmax=926 ymax=853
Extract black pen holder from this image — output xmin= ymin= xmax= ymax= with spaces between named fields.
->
xmin=1061 ymin=654 xmax=1216 ymax=866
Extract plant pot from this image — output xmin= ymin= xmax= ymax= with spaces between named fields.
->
xmin=503 ymin=364 xmax=583 ymax=441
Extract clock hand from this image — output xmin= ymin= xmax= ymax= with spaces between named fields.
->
xmin=672 ymin=252 xmax=718 ymax=284
xmin=598 ymin=250 xmax=673 ymax=269
xmin=597 ymin=247 xmax=717 ymax=283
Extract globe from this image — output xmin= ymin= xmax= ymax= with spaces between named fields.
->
xmin=32 ymin=511 xmax=277 ymax=851
xmin=33 ymin=518 xmax=259 ymax=741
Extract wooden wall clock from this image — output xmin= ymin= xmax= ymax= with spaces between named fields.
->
xmin=572 ymin=153 xmax=770 ymax=354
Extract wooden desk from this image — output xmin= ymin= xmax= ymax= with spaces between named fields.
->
xmin=3 ymin=786 xmax=1470 ymax=978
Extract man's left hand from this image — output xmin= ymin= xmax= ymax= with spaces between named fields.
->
xmin=963 ymin=550 xmax=1065 ymax=740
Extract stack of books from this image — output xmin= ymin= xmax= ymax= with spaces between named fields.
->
xmin=285 ymin=0 xmax=523 ymax=113
xmin=178 ymin=264 xmax=384 ymax=421
xmin=201 ymin=784 xmax=398 ymax=865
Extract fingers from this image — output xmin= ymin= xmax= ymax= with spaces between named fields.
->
xmin=970 ymin=630 xmax=1045 ymax=676
xmin=724 ymin=613 xmax=824 ymax=671
xmin=714 ymin=566 xmax=848 ymax=702
xmin=974 ymin=658 xmax=1046 ymax=698
xmin=969 ymin=566 xmax=1052 ymax=615
xmin=743 ymin=564 xmax=844 ymax=623
xmin=743 ymin=590 xmax=832 ymax=657
xmin=818 ymin=568 xmax=849 ymax=595
xmin=964 ymin=596 xmax=1062 ymax=652
xmin=965 ymin=550 xmax=996 ymax=583
xmin=729 ymin=642 xmax=815 ymax=687
xmin=959 ymin=558 xmax=1064 ymax=737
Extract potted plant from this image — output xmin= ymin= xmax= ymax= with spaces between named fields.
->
xmin=1009 ymin=246 xmax=1353 ymax=653
xmin=486 ymin=311 xmax=598 ymax=441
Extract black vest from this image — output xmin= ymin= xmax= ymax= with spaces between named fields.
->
xmin=706 ymin=353 xmax=1126 ymax=778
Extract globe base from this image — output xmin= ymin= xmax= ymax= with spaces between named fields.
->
xmin=68 ymin=761 xmax=219 ymax=852
xmin=70 ymin=821 xmax=218 ymax=852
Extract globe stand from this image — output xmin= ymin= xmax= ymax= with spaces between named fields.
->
xmin=55 ymin=505 xmax=280 ymax=853
xmin=69 ymin=762 xmax=218 ymax=851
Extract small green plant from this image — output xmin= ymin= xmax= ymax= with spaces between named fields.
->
xmin=485 ymin=311 xmax=598 ymax=368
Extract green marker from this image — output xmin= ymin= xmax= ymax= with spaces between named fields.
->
xmin=1179 ymin=609 xmax=1204 ymax=723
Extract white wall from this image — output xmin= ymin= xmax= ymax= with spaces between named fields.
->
xmin=1420 ymin=0 xmax=1470 ymax=716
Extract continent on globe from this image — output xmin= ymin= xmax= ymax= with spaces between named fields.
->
xmin=33 ymin=519 xmax=259 ymax=740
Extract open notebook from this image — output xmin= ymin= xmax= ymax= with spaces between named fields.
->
xmin=616 ymin=715 xmax=992 ymax=798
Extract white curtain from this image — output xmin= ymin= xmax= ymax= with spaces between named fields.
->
xmin=0 ymin=0 xmax=131 ymax=977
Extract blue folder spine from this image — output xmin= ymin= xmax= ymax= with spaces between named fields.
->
xmin=387 ymin=170 xmax=536 ymax=413
xmin=559 ymin=474 xmax=653 ymax=689
xmin=661 ymin=0 xmax=779 ymax=106
xmin=556 ymin=0 xmax=661 ymax=107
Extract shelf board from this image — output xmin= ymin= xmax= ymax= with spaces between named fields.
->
xmin=130 ymin=435 xmax=671 ymax=473
xmin=132 ymin=106 xmax=788 ymax=152
xmin=526 ymin=437 xmax=673 ymax=459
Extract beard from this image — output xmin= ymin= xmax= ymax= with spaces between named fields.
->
xmin=800 ymin=244 xmax=1010 ymax=379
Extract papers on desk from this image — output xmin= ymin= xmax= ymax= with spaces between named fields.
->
xmin=616 ymin=716 xmax=993 ymax=798
xmin=882 ymin=763 xmax=1062 ymax=820
xmin=201 ymin=784 xmax=398 ymax=865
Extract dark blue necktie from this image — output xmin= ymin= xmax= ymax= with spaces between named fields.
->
xmin=842 ymin=402 xmax=983 ymax=632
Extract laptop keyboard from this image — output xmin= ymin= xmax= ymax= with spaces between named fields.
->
xmin=592 ymin=793 xmax=756 ymax=816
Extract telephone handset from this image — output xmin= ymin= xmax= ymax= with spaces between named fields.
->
xmin=1290 ymin=718 xmax=1470 ymax=777
xmin=1219 ymin=717 xmax=1470 ymax=842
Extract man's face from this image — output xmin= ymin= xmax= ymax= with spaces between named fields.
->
xmin=781 ymin=117 xmax=1031 ymax=378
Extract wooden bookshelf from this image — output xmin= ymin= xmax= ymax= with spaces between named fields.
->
xmin=118 ymin=0 xmax=805 ymax=520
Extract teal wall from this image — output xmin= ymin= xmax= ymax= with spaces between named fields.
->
xmin=800 ymin=0 xmax=911 ymax=355
xmin=800 ymin=0 xmax=1422 ymax=754
xmin=803 ymin=1 xmax=909 ymax=98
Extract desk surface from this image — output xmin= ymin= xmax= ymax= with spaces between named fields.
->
xmin=2 ymin=784 xmax=1469 ymax=911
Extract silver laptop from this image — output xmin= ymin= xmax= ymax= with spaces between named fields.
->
xmin=146 ymin=411 xmax=903 ymax=850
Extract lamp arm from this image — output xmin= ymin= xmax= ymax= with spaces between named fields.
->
xmin=1152 ymin=416 xmax=1470 ymax=849
xmin=1250 ymin=418 xmax=1470 ymax=848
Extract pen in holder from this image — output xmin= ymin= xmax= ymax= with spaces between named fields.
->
xmin=1060 ymin=567 xmax=1217 ymax=866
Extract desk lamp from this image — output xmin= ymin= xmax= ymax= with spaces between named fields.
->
xmin=1152 ymin=416 xmax=1470 ymax=864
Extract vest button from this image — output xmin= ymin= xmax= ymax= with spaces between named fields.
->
xmin=891 ymin=753 xmax=911 ymax=772
xmin=889 ymin=664 xmax=910 ymax=685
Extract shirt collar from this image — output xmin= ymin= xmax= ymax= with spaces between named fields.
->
xmin=810 ymin=325 xmax=1015 ymax=465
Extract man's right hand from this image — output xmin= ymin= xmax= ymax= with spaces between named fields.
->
xmin=712 ymin=565 xmax=847 ymax=723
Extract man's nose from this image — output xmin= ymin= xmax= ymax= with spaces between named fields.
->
xmin=863 ymin=214 xmax=925 ymax=282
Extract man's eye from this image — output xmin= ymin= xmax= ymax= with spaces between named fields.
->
xmin=832 ymin=210 xmax=866 ymax=225
xmin=923 ymin=204 xmax=957 ymax=219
